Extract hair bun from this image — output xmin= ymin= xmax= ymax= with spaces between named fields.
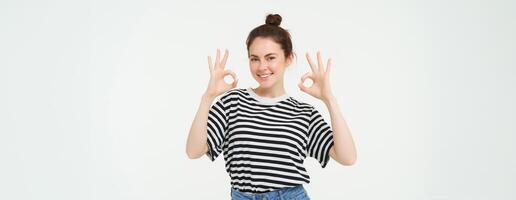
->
xmin=265 ymin=14 xmax=282 ymax=26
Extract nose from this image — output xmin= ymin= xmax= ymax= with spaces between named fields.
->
xmin=258 ymin=60 xmax=269 ymax=70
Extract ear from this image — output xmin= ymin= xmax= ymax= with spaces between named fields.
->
xmin=286 ymin=53 xmax=294 ymax=67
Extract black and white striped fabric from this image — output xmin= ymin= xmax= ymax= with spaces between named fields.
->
xmin=206 ymin=88 xmax=334 ymax=193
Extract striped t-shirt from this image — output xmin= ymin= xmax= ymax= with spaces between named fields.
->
xmin=206 ymin=88 xmax=334 ymax=193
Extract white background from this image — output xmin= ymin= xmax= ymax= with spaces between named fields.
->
xmin=1 ymin=0 xmax=515 ymax=199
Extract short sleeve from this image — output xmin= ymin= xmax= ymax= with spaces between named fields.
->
xmin=205 ymin=94 xmax=230 ymax=161
xmin=307 ymin=107 xmax=334 ymax=168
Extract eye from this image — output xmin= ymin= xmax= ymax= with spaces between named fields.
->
xmin=250 ymin=58 xmax=259 ymax=62
xmin=267 ymin=57 xmax=276 ymax=61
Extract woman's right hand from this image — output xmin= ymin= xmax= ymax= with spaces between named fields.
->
xmin=204 ymin=49 xmax=238 ymax=99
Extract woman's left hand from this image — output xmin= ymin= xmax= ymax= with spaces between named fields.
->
xmin=298 ymin=51 xmax=334 ymax=102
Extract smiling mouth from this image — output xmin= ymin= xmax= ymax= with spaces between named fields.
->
xmin=257 ymin=73 xmax=273 ymax=78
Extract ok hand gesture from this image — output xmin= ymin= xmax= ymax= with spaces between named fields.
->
xmin=204 ymin=49 xmax=238 ymax=99
xmin=298 ymin=51 xmax=334 ymax=102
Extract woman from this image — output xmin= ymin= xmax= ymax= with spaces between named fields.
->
xmin=186 ymin=14 xmax=357 ymax=200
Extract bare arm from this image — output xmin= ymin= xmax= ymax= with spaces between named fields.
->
xmin=325 ymin=96 xmax=357 ymax=166
xmin=185 ymin=94 xmax=215 ymax=159
xmin=185 ymin=49 xmax=237 ymax=159
xmin=299 ymin=51 xmax=357 ymax=166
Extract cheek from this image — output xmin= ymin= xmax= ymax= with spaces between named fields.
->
xmin=249 ymin=64 xmax=259 ymax=74
xmin=270 ymin=62 xmax=285 ymax=73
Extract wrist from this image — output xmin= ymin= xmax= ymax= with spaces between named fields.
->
xmin=322 ymin=94 xmax=337 ymax=106
xmin=202 ymin=92 xmax=216 ymax=102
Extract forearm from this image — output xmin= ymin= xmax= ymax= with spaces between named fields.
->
xmin=186 ymin=94 xmax=215 ymax=159
xmin=323 ymin=95 xmax=357 ymax=165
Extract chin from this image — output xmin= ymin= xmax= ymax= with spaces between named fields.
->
xmin=254 ymin=79 xmax=276 ymax=89
xmin=258 ymin=83 xmax=274 ymax=89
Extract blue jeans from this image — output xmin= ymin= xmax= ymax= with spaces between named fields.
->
xmin=230 ymin=185 xmax=310 ymax=200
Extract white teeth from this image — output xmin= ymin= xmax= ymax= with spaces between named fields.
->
xmin=258 ymin=73 xmax=272 ymax=78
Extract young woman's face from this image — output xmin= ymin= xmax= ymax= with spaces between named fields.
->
xmin=248 ymin=37 xmax=292 ymax=89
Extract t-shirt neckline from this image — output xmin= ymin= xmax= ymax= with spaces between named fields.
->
xmin=246 ymin=87 xmax=290 ymax=105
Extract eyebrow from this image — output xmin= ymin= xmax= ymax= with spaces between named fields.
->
xmin=250 ymin=53 xmax=277 ymax=57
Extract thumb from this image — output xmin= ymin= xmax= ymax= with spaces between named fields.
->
xmin=298 ymin=82 xmax=308 ymax=93
xmin=232 ymin=78 xmax=239 ymax=88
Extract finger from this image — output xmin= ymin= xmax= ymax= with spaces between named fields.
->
xmin=215 ymin=49 xmax=221 ymax=68
xmin=317 ymin=51 xmax=324 ymax=73
xmin=305 ymin=52 xmax=317 ymax=72
xmin=298 ymin=82 xmax=308 ymax=93
xmin=299 ymin=72 xmax=314 ymax=92
xmin=220 ymin=49 xmax=229 ymax=69
xmin=300 ymin=72 xmax=312 ymax=83
xmin=208 ymin=56 xmax=213 ymax=73
xmin=225 ymin=70 xmax=238 ymax=83
xmin=231 ymin=76 xmax=239 ymax=88
xmin=326 ymin=58 xmax=332 ymax=78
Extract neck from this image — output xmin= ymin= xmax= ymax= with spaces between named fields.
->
xmin=254 ymin=81 xmax=286 ymax=98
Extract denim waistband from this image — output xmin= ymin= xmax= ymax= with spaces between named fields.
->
xmin=230 ymin=184 xmax=308 ymax=200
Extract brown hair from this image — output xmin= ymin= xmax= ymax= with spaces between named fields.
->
xmin=246 ymin=14 xmax=294 ymax=59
